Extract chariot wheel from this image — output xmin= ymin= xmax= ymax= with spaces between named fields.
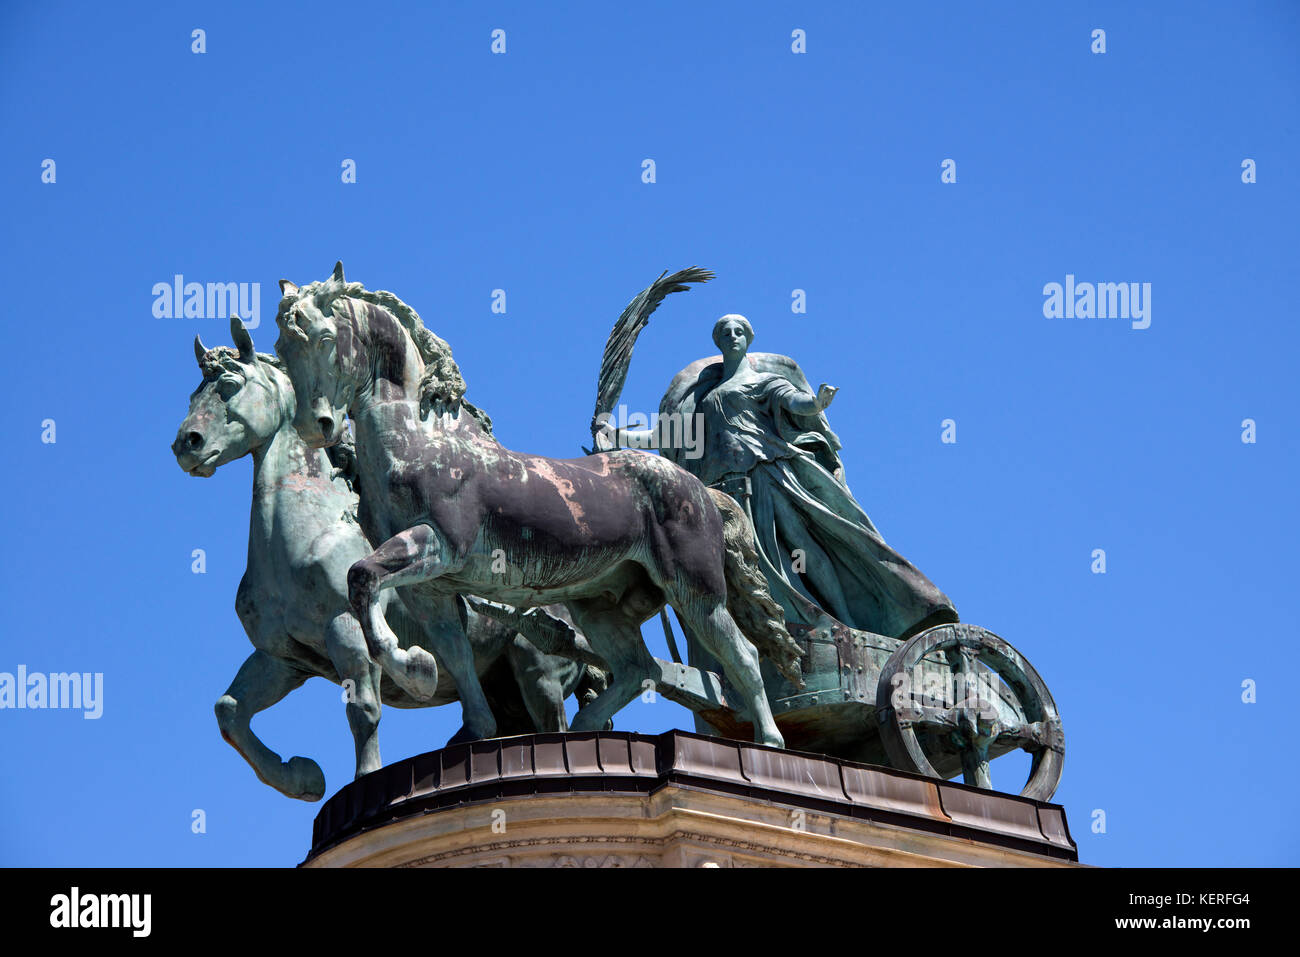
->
xmin=875 ymin=623 xmax=1064 ymax=801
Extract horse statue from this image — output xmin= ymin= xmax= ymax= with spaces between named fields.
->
xmin=272 ymin=263 xmax=804 ymax=747
xmin=172 ymin=316 xmax=605 ymax=800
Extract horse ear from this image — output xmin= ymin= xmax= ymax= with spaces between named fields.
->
xmin=332 ymin=261 xmax=345 ymax=283
xmin=279 ymin=279 xmax=299 ymax=297
xmin=230 ymin=315 xmax=256 ymax=361
xmin=194 ymin=334 xmax=207 ymax=366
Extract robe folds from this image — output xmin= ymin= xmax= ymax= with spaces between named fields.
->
xmin=660 ymin=353 xmax=957 ymax=639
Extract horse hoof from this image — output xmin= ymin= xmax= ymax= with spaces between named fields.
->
xmin=402 ymin=647 xmax=439 ymax=700
xmin=286 ymin=756 xmax=326 ymax=802
xmin=446 ymin=725 xmax=476 ymax=745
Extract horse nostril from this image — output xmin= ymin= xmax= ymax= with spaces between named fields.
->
xmin=185 ymin=431 xmax=204 ymax=451
xmin=317 ymin=417 xmax=334 ymax=439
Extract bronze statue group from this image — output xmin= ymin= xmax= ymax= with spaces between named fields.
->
xmin=174 ymin=263 xmax=962 ymax=801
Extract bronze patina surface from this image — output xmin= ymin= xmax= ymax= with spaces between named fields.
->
xmin=176 ymin=263 xmax=1065 ymax=807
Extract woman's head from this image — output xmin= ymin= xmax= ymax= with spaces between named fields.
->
xmin=712 ymin=314 xmax=754 ymax=357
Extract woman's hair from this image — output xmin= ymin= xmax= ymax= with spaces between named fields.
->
xmin=712 ymin=313 xmax=754 ymax=351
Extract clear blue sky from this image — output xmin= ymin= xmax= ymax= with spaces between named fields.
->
xmin=1 ymin=1 xmax=1296 ymax=867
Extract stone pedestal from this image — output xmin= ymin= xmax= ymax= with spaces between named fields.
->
xmin=302 ymin=730 xmax=1079 ymax=868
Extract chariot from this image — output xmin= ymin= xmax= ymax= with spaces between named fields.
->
xmin=649 ymin=613 xmax=1065 ymax=802
xmin=581 ymin=266 xmax=1065 ymax=801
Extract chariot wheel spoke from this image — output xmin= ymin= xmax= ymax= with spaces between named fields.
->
xmin=877 ymin=623 xmax=1064 ymax=800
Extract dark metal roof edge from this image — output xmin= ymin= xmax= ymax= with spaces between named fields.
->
xmin=302 ymin=730 xmax=1077 ymax=865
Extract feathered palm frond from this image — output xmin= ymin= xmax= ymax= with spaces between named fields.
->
xmin=591 ymin=266 xmax=714 ymax=435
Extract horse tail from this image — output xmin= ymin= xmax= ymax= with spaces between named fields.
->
xmin=707 ymin=488 xmax=805 ymax=689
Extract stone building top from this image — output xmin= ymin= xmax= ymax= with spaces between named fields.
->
xmin=305 ymin=730 xmax=1076 ymax=866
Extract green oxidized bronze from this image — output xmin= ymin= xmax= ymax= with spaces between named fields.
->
xmin=172 ymin=316 xmax=606 ymax=801
xmin=590 ymin=271 xmax=1062 ymax=799
xmin=175 ymin=265 xmax=1064 ymax=803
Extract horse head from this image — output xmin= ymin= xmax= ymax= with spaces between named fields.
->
xmin=274 ymin=263 xmax=368 ymax=449
xmin=173 ymin=315 xmax=293 ymax=476
xmin=275 ymin=261 xmax=492 ymax=447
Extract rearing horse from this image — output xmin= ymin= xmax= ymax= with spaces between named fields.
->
xmin=172 ymin=316 xmax=603 ymax=799
xmin=274 ymin=264 xmax=802 ymax=746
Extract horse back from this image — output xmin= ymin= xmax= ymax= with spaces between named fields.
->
xmin=475 ymin=447 xmax=719 ymax=549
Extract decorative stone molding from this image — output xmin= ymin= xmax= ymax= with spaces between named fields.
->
xmin=302 ymin=731 xmax=1079 ymax=868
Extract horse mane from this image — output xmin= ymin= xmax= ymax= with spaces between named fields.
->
xmin=283 ymin=276 xmax=494 ymax=436
xmin=198 ymin=347 xmax=284 ymax=380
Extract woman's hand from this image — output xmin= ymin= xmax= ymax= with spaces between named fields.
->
xmin=592 ymin=421 xmax=658 ymax=451
xmin=785 ymin=383 xmax=839 ymax=416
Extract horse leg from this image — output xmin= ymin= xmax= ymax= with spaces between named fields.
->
xmin=215 ymin=650 xmax=325 ymax=800
xmin=323 ymin=611 xmax=383 ymax=779
xmin=371 ymin=574 xmax=496 ymax=738
xmin=673 ymin=600 xmax=785 ymax=749
xmin=505 ymin=635 xmax=570 ymax=732
xmin=565 ymin=601 xmax=657 ymax=733
xmin=346 ymin=524 xmax=451 ymax=702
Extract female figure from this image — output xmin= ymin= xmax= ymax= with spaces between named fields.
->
xmin=602 ymin=314 xmax=957 ymax=640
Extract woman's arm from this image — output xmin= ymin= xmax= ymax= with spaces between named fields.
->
xmin=593 ymin=421 xmax=658 ymax=451
xmin=782 ymin=382 xmax=838 ymax=415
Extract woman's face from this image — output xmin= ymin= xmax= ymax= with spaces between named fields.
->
xmin=716 ymin=319 xmax=750 ymax=358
